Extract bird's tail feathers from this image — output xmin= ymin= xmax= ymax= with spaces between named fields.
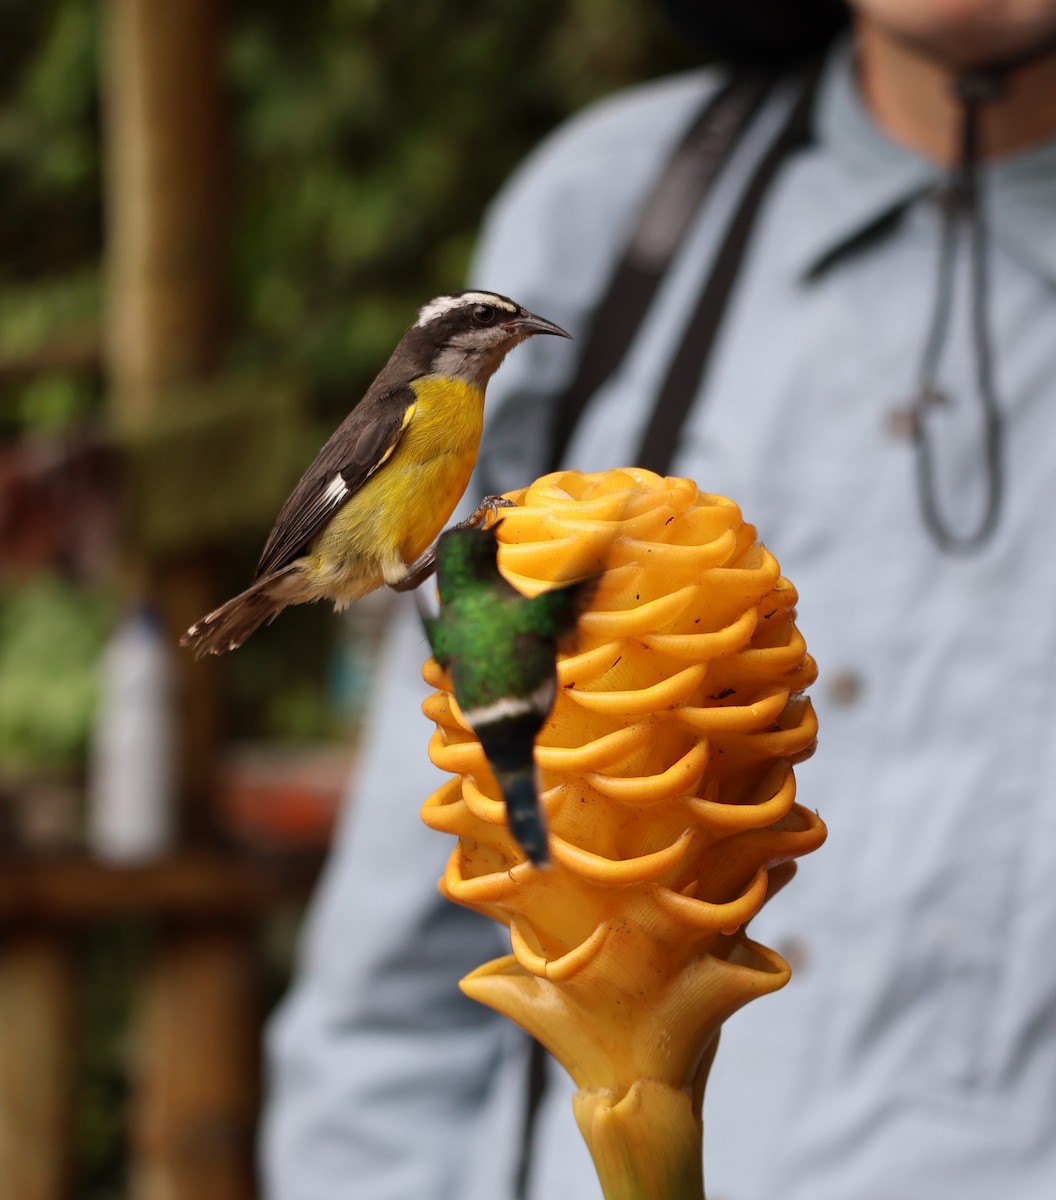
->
xmin=180 ymin=567 xmax=296 ymax=658
xmin=500 ymin=769 xmax=549 ymax=866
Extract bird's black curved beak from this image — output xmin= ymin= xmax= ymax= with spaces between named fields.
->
xmin=510 ymin=310 xmax=573 ymax=339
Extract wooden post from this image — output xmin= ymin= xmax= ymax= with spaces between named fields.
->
xmin=130 ymin=926 xmax=259 ymax=1200
xmin=102 ymin=0 xmax=229 ymax=841
xmin=104 ymin=0 xmax=227 ymax=412
xmin=102 ymin=5 xmax=259 ymax=1198
xmin=0 ymin=935 xmax=77 ymax=1200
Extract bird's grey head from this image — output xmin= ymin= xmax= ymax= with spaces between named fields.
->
xmin=412 ymin=291 xmax=571 ymax=385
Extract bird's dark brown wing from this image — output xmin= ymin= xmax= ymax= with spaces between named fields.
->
xmin=254 ymin=387 xmax=416 ymax=579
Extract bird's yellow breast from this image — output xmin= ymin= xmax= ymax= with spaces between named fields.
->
xmin=307 ymin=375 xmax=485 ymax=596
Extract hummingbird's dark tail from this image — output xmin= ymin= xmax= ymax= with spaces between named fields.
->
xmin=499 ymin=770 xmax=549 ymax=866
xmin=179 ymin=567 xmax=296 ymax=658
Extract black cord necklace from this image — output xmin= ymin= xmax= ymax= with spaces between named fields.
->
xmin=908 ymin=28 xmax=1056 ymax=553
xmin=911 ymin=68 xmax=1005 ymax=554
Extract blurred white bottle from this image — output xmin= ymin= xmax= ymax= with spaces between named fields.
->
xmin=87 ymin=606 xmax=176 ymax=861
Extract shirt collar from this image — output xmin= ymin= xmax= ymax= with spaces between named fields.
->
xmin=788 ymin=35 xmax=1056 ymax=287
xmin=987 ymin=138 xmax=1056 ymax=287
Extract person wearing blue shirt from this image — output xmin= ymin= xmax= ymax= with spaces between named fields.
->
xmin=262 ymin=2 xmax=1056 ymax=1197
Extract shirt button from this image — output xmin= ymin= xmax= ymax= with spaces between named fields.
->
xmin=828 ymin=668 xmax=863 ymax=707
xmin=886 ymin=390 xmax=948 ymax=441
xmin=884 ymin=407 xmax=917 ymax=441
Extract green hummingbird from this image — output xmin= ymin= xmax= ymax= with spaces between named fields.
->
xmin=421 ymin=522 xmax=595 ymax=866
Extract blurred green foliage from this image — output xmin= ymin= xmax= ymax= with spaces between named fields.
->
xmin=226 ymin=0 xmax=697 ymax=417
xmin=0 ymin=0 xmax=102 ymax=438
xmin=75 ymin=924 xmax=148 ymax=1200
xmin=1 ymin=0 xmax=696 ymax=428
xmin=0 ymin=574 xmax=112 ymax=773
xmin=0 ymin=0 xmax=100 ymax=279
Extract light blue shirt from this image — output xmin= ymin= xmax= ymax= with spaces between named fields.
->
xmin=263 ymin=39 xmax=1056 ymax=1200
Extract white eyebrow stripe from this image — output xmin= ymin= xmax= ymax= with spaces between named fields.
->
xmin=415 ymin=292 xmax=517 ymax=326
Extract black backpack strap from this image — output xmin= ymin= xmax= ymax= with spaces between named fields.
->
xmin=635 ymin=62 xmax=823 ymax=474
xmin=512 ymin=1036 xmax=549 ymax=1200
xmin=544 ymin=70 xmax=775 ymax=474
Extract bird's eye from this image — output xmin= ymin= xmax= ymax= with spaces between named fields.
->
xmin=472 ymin=304 xmax=497 ymax=325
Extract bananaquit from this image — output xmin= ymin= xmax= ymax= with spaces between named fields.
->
xmin=181 ymin=291 xmax=570 ymax=657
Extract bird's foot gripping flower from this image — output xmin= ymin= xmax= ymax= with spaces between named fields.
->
xmin=421 ymin=468 xmax=825 ymax=1200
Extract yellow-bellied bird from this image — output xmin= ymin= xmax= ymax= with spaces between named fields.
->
xmin=181 ymin=291 xmax=570 ymax=657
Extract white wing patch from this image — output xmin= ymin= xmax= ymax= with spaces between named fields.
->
xmin=323 ymin=473 xmax=349 ymax=505
xmin=416 ymin=292 xmax=517 ymax=327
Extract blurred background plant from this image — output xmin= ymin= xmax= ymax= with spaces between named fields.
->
xmin=0 ymin=575 xmax=111 ymax=774
xmin=0 ymin=1 xmax=701 ymax=1195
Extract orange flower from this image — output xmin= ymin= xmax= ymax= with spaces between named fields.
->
xmin=421 ymin=468 xmax=824 ymax=1199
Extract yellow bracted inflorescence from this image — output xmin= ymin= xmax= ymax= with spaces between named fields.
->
xmin=421 ymin=468 xmax=825 ymax=1200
